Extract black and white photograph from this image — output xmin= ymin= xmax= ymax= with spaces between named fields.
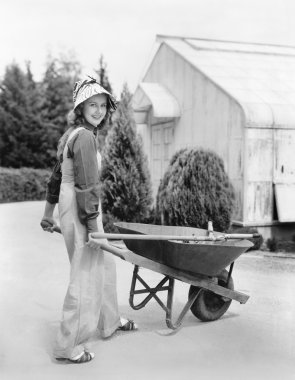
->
xmin=0 ymin=0 xmax=294 ymax=379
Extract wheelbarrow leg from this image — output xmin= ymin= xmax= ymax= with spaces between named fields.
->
xmin=129 ymin=265 xmax=202 ymax=330
xmin=166 ymin=280 xmax=202 ymax=330
xmin=227 ymin=262 xmax=234 ymax=286
xmin=129 ymin=265 xmax=171 ymax=311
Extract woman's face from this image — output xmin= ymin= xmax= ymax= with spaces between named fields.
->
xmin=82 ymin=93 xmax=108 ymax=127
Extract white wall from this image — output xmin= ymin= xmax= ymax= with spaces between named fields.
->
xmin=141 ymin=44 xmax=246 ymax=221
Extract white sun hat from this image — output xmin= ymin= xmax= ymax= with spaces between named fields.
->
xmin=73 ymin=75 xmax=117 ymax=111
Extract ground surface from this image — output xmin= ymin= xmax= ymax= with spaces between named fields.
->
xmin=0 ymin=201 xmax=294 ymax=380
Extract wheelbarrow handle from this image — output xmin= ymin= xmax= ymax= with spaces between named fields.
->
xmin=90 ymin=233 xmax=214 ymax=241
xmin=90 ymin=232 xmax=261 ymax=241
xmin=53 ymin=226 xmax=62 ymax=234
xmin=41 ymin=220 xmax=262 ymax=241
xmin=223 ymin=233 xmax=262 ymax=239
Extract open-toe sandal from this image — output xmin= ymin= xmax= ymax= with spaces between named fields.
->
xmin=69 ymin=351 xmax=94 ymax=364
xmin=118 ymin=319 xmax=138 ymax=332
xmin=56 ymin=351 xmax=94 ymax=364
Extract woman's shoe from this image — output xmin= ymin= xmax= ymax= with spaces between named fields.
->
xmin=118 ymin=318 xmax=138 ymax=331
xmin=56 ymin=351 xmax=94 ymax=364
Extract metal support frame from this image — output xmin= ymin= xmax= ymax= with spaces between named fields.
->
xmin=129 ymin=265 xmax=202 ymax=330
xmin=227 ymin=262 xmax=234 ymax=286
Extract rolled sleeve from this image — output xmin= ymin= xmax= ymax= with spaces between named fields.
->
xmin=46 ymin=161 xmax=62 ymax=204
xmin=68 ymin=129 xmax=100 ymax=234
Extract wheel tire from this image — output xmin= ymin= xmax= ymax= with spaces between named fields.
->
xmin=189 ymin=269 xmax=234 ymax=322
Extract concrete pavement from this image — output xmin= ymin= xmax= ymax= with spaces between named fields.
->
xmin=0 ymin=201 xmax=295 ymax=380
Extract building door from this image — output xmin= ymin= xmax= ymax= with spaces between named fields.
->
xmin=273 ymin=129 xmax=295 ymax=222
xmin=151 ymin=121 xmax=174 ymax=197
xmin=273 ymin=129 xmax=295 ymax=183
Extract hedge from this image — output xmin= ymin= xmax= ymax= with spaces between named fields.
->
xmin=0 ymin=167 xmax=51 ymax=203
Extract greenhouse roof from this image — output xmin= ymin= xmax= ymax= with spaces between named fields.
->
xmin=152 ymin=35 xmax=295 ymax=127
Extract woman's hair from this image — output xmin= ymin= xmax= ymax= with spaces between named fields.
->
xmin=56 ymin=96 xmax=113 ymax=160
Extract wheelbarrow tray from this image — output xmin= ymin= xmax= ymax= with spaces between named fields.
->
xmin=114 ymin=222 xmax=253 ymax=277
xmin=97 ymin=237 xmax=249 ymax=329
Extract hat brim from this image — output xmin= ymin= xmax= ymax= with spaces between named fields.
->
xmin=73 ymin=80 xmax=117 ymax=111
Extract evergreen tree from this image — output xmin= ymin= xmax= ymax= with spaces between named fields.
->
xmin=0 ymin=53 xmax=81 ymax=168
xmin=95 ymin=55 xmax=113 ymax=94
xmin=40 ymin=53 xmax=81 ymax=165
xmin=0 ymin=62 xmax=48 ymax=168
xmin=101 ymin=83 xmax=153 ymax=222
xmin=94 ymin=55 xmax=114 ymax=147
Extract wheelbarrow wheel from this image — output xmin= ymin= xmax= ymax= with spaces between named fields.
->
xmin=188 ymin=269 xmax=234 ymax=322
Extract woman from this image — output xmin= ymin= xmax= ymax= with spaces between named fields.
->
xmin=41 ymin=76 xmax=137 ymax=364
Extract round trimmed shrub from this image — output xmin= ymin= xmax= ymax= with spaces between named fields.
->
xmin=156 ymin=148 xmax=235 ymax=232
xmin=102 ymin=212 xmax=121 ymax=233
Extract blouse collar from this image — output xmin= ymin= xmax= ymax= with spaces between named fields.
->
xmin=83 ymin=121 xmax=98 ymax=136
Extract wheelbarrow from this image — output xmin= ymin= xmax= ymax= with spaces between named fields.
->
xmin=88 ymin=222 xmax=259 ymax=330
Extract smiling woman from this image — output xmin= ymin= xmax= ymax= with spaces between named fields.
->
xmin=83 ymin=94 xmax=108 ymax=127
xmin=40 ymin=76 xmax=138 ymax=364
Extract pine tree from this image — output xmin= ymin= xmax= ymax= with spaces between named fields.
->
xmin=40 ymin=53 xmax=81 ymax=165
xmin=95 ymin=55 xmax=113 ymax=94
xmin=0 ymin=62 xmax=48 ymax=168
xmin=94 ymin=55 xmax=114 ymax=147
xmin=101 ymin=83 xmax=153 ymax=222
xmin=0 ymin=53 xmax=81 ymax=168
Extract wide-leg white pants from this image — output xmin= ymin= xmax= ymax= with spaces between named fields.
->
xmin=53 ymin=182 xmax=120 ymax=359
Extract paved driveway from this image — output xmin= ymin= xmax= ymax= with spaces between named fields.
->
xmin=0 ymin=201 xmax=294 ymax=380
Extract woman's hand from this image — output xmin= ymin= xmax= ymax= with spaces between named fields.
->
xmin=40 ymin=217 xmax=58 ymax=233
xmin=86 ymin=233 xmax=103 ymax=251
xmin=41 ymin=201 xmax=59 ymax=233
